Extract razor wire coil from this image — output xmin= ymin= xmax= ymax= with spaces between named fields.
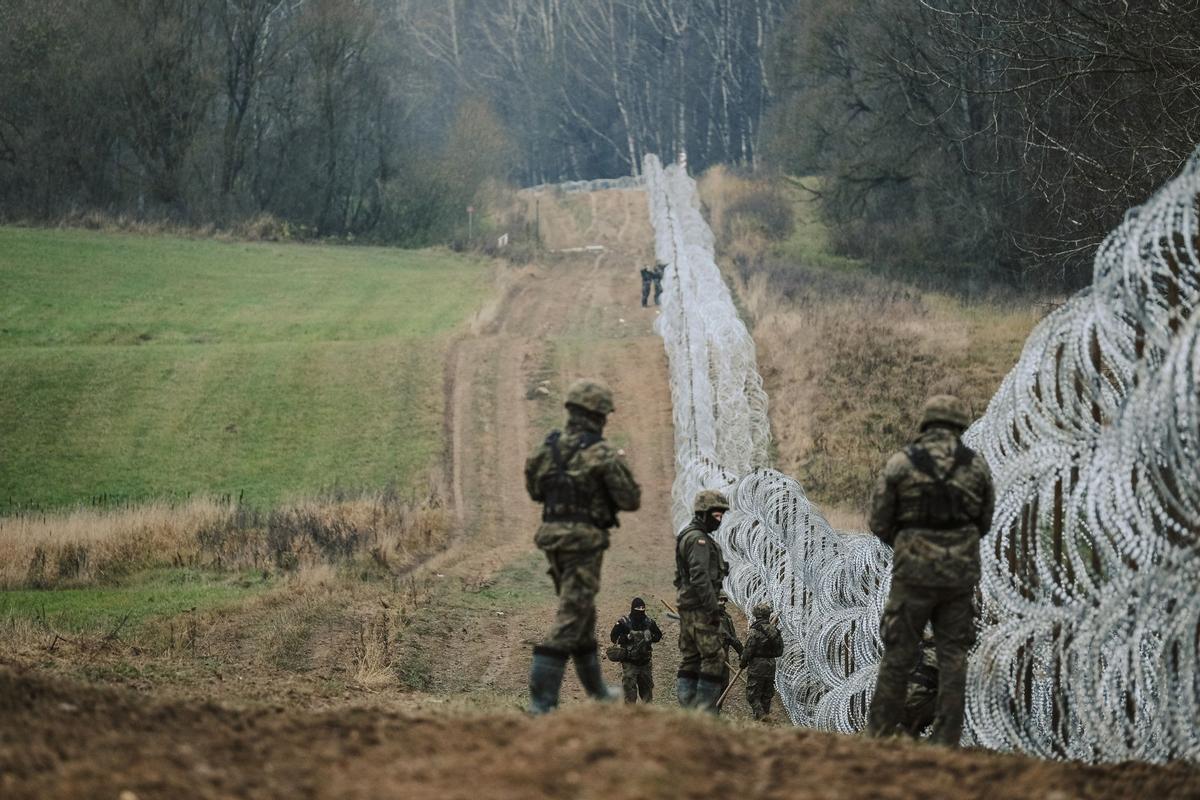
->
xmin=642 ymin=150 xmax=1200 ymax=762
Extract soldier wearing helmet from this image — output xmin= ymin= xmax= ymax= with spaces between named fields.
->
xmin=865 ymin=394 xmax=995 ymax=746
xmin=673 ymin=488 xmax=732 ymax=711
xmin=739 ymin=602 xmax=784 ymax=720
xmin=524 ymin=379 xmax=641 ymax=714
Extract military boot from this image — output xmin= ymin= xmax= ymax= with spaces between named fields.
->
xmin=693 ymin=675 xmax=725 ymax=714
xmin=529 ymin=647 xmax=569 ymax=715
xmin=573 ymin=645 xmax=619 ymax=702
xmin=676 ymin=671 xmax=698 ymax=708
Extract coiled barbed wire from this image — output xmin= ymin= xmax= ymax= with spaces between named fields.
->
xmin=643 ymin=148 xmax=1200 ymax=762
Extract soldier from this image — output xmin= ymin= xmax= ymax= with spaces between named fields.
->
xmin=525 ymin=379 xmax=642 ymax=714
xmin=609 ymin=597 xmax=663 ymax=703
xmin=639 ymin=265 xmax=656 ymax=307
xmin=674 ymin=489 xmax=731 ymax=712
xmin=717 ymin=593 xmax=743 ymax=701
xmin=864 ymin=395 xmax=995 ymax=746
xmin=651 ymin=262 xmax=666 ymax=306
xmin=740 ymin=602 xmax=784 ymax=721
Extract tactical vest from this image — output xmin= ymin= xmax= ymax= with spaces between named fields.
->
xmin=751 ymin=622 xmax=784 ymax=659
xmin=622 ymin=619 xmax=653 ymax=663
xmin=538 ymin=430 xmax=600 ymax=524
xmin=897 ymin=443 xmax=976 ymax=530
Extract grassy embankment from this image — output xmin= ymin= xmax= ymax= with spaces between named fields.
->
xmin=699 ymin=168 xmax=1041 ymax=525
xmin=0 ymin=228 xmax=490 ymax=689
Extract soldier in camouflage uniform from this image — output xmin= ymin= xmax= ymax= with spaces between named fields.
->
xmin=609 ymin=597 xmax=663 ymax=703
xmin=674 ymin=489 xmax=732 ymax=712
xmin=865 ymin=395 xmax=995 ymax=746
xmin=716 ymin=593 xmax=743 ymax=701
xmin=639 ymin=263 xmax=666 ymax=306
xmin=740 ymin=602 xmax=784 ymax=721
xmin=525 ymin=379 xmax=642 ymax=714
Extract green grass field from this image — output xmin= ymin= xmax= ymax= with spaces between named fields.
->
xmin=0 ymin=568 xmax=271 ymax=632
xmin=0 ymin=227 xmax=490 ymax=510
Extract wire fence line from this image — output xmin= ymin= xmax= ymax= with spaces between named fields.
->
xmin=642 ymin=150 xmax=1200 ymax=761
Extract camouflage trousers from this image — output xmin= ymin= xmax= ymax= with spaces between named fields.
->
xmin=540 ymin=547 xmax=604 ymax=653
xmin=677 ymin=608 xmax=725 ymax=681
xmin=746 ymin=671 xmax=775 ymax=720
xmin=621 ymin=661 xmax=654 ymax=703
xmin=866 ymin=581 xmax=975 ymax=746
xmin=903 ymin=683 xmax=937 ymax=737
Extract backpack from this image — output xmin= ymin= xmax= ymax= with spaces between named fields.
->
xmin=902 ymin=443 xmax=975 ymax=530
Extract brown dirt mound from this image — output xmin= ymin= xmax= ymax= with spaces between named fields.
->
xmin=2 ymin=667 xmax=1197 ymax=800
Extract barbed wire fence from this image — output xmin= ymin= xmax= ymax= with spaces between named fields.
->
xmin=642 ymin=150 xmax=1200 ymax=761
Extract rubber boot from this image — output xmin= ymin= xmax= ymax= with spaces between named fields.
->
xmin=528 ymin=647 xmax=568 ymax=715
xmin=573 ymin=646 xmax=619 ymax=702
xmin=676 ymin=671 xmax=698 ymax=708
xmin=693 ymin=676 xmax=725 ymax=714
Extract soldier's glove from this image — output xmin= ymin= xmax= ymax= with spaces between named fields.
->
xmin=738 ymin=656 xmax=750 ymax=670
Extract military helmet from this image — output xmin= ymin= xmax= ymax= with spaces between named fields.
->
xmin=919 ymin=394 xmax=970 ymax=431
xmin=752 ymin=602 xmax=772 ymax=620
xmin=565 ymin=379 xmax=615 ymax=415
xmin=693 ymin=489 xmax=730 ymax=514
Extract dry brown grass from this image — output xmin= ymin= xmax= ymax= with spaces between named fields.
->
xmin=699 ymin=169 xmax=1040 ymax=515
xmin=0 ymin=480 xmax=454 ymax=590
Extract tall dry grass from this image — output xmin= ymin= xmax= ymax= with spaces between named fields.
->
xmin=0 ymin=480 xmax=454 ymax=590
xmin=698 ymin=168 xmax=1040 ymax=515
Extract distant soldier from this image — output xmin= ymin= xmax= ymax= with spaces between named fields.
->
xmin=673 ymin=489 xmax=731 ymax=712
xmin=640 ymin=265 xmax=655 ymax=307
xmin=525 ymin=379 xmax=642 ymax=714
xmin=740 ymin=602 xmax=784 ymax=721
xmin=651 ymin=262 xmax=666 ymax=305
xmin=865 ymin=395 xmax=994 ymax=746
xmin=717 ymin=592 xmax=743 ymax=693
xmin=609 ymin=597 xmax=663 ymax=703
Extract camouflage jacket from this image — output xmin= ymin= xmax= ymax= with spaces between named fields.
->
xmin=719 ymin=610 xmax=743 ymax=657
xmin=640 ymin=267 xmax=655 ymax=281
xmin=869 ymin=426 xmax=995 ymax=587
xmin=674 ymin=520 xmax=729 ymax=614
xmin=740 ymin=621 xmax=784 ymax=677
xmin=525 ymin=418 xmax=641 ymax=553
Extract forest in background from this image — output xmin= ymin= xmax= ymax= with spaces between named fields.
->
xmin=2 ymin=0 xmax=1198 ymax=289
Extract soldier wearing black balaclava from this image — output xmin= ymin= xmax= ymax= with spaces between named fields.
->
xmin=673 ymin=489 xmax=731 ymax=712
xmin=609 ymin=597 xmax=663 ymax=703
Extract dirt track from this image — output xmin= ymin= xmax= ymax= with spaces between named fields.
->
xmin=2 ymin=187 xmax=1198 ymax=798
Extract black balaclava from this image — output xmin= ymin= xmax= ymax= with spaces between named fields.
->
xmin=697 ymin=509 xmax=725 ymax=533
xmin=629 ymin=597 xmax=647 ymax=629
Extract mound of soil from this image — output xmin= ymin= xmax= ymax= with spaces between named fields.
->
xmin=2 ymin=667 xmax=1196 ymax=800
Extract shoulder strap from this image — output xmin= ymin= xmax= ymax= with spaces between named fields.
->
xmin=905 ymin=445 xmax=942 ymax=480
xmin=906 ymin=442 xmax=975 ymax=482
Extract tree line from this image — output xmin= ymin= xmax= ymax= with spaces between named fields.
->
xmin=765 ymin=0 xmax=1200 ymax=291
xmin=0 ymin=0 xmax=512 ymax=242
xmin=0 ymin=0 xmax=786 ymax=242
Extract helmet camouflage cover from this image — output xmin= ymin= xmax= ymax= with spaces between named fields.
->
xmin=752 ymin=602 xmax=772 ymax=620
xmin=920 ymin=394 xmax=970 ymax=430
xmin=565 ymin=379 xmax=615 ymax=415
xmin=693 ymin=489 xmax=730 ymax=514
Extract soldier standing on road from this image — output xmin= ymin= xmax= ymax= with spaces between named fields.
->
xmin=740 ymin=603 xmax=784 ymax=721
xmin=609 ymin=597 xmax=663 ymax=703
xmin=673 ymin=489 xmax=732 ymax=712
xmin=651 ymin=262 xmax=665 ymax=306
xmin=640 ymin=265 xmax=655 ymax=307
xmin=864 ymin=395 xmax=994 ymax=746
xmin=716 ymin=593 xmax=743 ymax=703
xmin=525 ymin=379 xmax=642 ymax=714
